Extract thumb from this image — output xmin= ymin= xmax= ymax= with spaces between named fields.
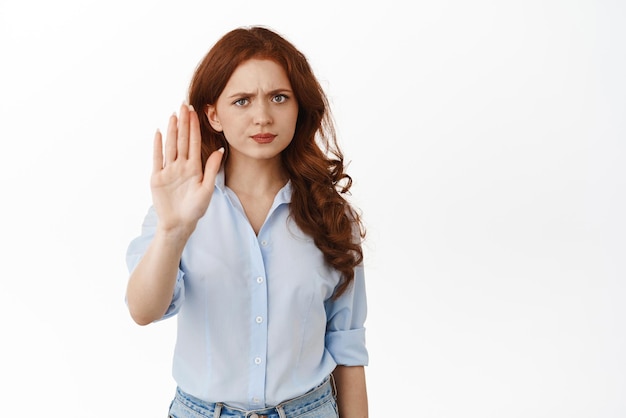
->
xmin=202 ymin=147 xmax=225 ymax=188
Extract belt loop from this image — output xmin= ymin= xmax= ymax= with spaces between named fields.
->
xmin=329 ymin=373 xmax=337 ymax=398
xmin=213 ymin=402 xmax=223 ymax=418
xmin=276 ymin=405 xmax=287 ymax=418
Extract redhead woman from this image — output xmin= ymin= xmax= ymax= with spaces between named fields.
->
xmin=126 ymin=26 xmax=368 ymax=418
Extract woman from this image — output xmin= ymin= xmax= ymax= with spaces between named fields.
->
xmin=126 ymin=26 xmax=368 ymax=417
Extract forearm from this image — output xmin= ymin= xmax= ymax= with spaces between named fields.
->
xmin=332 ymin=365 xmax=368 ymax=418
xmin=126 ymin=227 xmax=190 ymax=325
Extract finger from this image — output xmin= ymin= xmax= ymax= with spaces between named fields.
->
xmin=177 ymin=103 xmax=190 ymax=159
xmin=165 ymin=112 xmax=178 ymax=163
xmin=152 ymin=129 xmax=163 ymax=174
xmin=188 ymin=105 xmax=202 ymax=164
xmin=202 ymin=147 xmax=225 ymax=189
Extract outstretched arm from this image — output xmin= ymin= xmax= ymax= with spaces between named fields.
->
xmin=126 ymin=103 xmax=223 ymax=325
xmin=333 ymin=365 xmax=368 ymax=418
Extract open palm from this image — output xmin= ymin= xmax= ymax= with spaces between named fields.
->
xmin=151 ymin=103 xmax=224 ymax=235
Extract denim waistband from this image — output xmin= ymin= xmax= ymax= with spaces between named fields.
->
xmin=172 ymin=375 xmax=335 ymax=418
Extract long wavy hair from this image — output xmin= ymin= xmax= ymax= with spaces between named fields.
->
xmin=188 ymin=26 xmax=365 ymax=298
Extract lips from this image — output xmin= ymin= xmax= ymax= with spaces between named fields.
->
xmin=251 ymin=133 xmax=276 ymax=144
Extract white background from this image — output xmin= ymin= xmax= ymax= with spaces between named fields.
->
xmin=1 ymin=0 xmax=624 ymax=416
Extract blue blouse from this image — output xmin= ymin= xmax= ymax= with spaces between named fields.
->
xmin=126 ymin=168 xmax=368 ymax=409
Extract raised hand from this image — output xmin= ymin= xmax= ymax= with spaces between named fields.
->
xmin=151 ymin=103 xmax=224 ymax=237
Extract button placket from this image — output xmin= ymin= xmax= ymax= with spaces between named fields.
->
xmin=248 ymin=234 xmax=269 ymax=408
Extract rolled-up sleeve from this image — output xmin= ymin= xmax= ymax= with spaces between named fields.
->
xmin=125 ymin=206 xmax=185 ymax=321
xmin=324 ymin=264 xmax=368 ymax=366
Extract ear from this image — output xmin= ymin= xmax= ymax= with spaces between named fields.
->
xmin=205 ymin=105 xmax=223 ymax=132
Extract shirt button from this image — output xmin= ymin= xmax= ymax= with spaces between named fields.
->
xmin=254 ymin=357 xmax=262 ymax=365
xmin=255 ymin=316 xmax=263 ymax=324
xmin=261 ymin=240 xmax=268 ymax=246
xmin=252 ymin=397 xmax=260 ymax=404
xmin=256 ymin=276 xmax=264 ymax=284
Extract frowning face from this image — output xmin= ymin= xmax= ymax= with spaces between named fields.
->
xmin=206 ymin=58 xmax=299 ymax=165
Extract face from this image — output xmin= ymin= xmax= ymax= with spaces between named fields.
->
xmin=206 ymin=59 xmax=299 ymax=165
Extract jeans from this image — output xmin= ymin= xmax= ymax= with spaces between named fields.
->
xmin=168 ymin=376 xmax=338 ymax=418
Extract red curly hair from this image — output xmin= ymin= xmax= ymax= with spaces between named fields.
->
xmin=188 ymin=26 xmax=365 ymax=298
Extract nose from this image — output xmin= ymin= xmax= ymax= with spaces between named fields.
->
xmin=253 ymin=101 xmax=272 ymax=126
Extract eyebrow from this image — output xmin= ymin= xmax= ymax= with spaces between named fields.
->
xmin=225 ymin=88 xmax=293 ymax=100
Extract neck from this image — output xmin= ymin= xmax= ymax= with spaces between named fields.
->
xmin=224 ymin=156 xmax=288 ymax=197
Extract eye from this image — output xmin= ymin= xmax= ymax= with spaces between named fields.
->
xmin=233 ymin=98 xmax=249 ymax=106
xmin=272 ymin=94 xmax=288 ymax=104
